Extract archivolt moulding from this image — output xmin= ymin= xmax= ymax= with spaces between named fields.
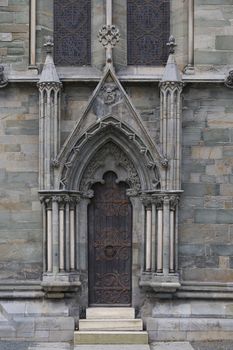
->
xmin=55 ymin=116 xmax=161 ymax=191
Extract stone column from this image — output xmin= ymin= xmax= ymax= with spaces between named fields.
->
xmin=40 ymin=192 xmax=81 ymax=291
xmin=160 ymin=37 xmax=183 ymax=191
xmin=184 ymin=0 xmax=195 ymax=74
xmin=59 ymin=200 xmax=65 ymax=272
xmin=29 ymin=0 xmax=37 ymax=68
xmin=37 ymin=37 xmax=62 ymax=190
xmin=156 ymin=197 xmax=163 ymax=273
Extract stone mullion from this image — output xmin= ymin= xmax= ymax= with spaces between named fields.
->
xmin=29 ymin=0 xmax=36 ymax=67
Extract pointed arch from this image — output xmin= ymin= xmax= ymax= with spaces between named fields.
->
xmin=55 ymin=117 xmax=161 ymax=191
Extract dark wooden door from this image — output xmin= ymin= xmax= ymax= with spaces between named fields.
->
xmin=88 ymin=171 xmax=132 ymax=305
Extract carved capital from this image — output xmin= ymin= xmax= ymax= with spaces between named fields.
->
xmin=98 ymin=24 xmax=120 ymax=48
xmin=152 ymin=195 xmax=164 ymax=209
xmin=170 ymin=195 xmax=179 ymax=210
xmin=141 ymin=195 xmax=152 ymax=208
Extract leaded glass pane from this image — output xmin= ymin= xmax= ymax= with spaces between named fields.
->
xmin=127 ymin=0 xmax=170 ymax=66
xmin=54 ymin=0 xmax=91 ymax=66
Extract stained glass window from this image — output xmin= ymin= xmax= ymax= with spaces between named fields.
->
xmin=127 ymin=0 xmax=170 ymax=65
xmin=54 ymin=0 xmax=91 ymax=66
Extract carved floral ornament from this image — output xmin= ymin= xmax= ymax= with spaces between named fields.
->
xmin=40 ymin=193 xmax=81 ymax=206
xmin=80 ymin=142 xmax=141 ymax=195
xmin=98 ymin=24 xmax=120 ymax=48
xmin=141 ymin=194 xmax=180 ymax=209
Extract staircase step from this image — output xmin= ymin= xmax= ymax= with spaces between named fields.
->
xmin=86 ymin=308 xmax=135 ymax=320
xmin=74 ymin=346 xmax=150 ymax=350
xmin=74 ymin=331 xmax=148 ymax=345
xmin=79 ymin=319 xmax=143 ymax=331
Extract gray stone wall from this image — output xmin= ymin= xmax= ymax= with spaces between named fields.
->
xmin=180 ymin=83 xmax=233 ymax=282
xmin=0 ymin=0 xmax=29 ymax=71
xmin=0 ymin=83 xmax=42 ymax=280
xmin=195 ymin=0 xmax=233 ymax=68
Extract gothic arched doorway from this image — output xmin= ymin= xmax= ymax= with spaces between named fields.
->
xmin=88 ymin=171 xmax=132 ymax=306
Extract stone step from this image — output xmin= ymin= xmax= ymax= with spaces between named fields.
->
xmin=79 ymin=319 xmax=143 ymax=331
xmin=151 ymin=342 xmax=195 ymax=350
xmin=86 ymin=307 xmax=135 ymax=320
xmin=74 ymin=331 xmax=148 ymax=345
xmin=74 ymin=346 xmax=150 ymax=350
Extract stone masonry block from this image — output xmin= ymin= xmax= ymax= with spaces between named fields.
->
xmin=0 ymin=33 xmax=12 ymax=41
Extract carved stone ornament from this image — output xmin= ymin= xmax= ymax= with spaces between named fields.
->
xmin=59 ymin=117 xmax=161 ymax=189
xmin=80 ymin=142 xmax=141 ymax=194
xmin=0 ymin=65 xmax=8 ymax=88
xmin=225 ymin=70 xmax=233 ymax=88
xmin=167 ymin=35 xmax=177 ymax=54
xmin=98 ymin=24 xmax=120 ymax=48
xmin=99 ymin=83 xmax=122 ymax=105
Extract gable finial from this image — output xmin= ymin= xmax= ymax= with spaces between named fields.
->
xmin=44 ymin=36 xmax=54 ymax=54
xmin=167 ymin=35 xmax=177 ymax=55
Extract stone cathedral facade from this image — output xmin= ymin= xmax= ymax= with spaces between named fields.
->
xmin=0 ymin=0 xmax=233 ymax=348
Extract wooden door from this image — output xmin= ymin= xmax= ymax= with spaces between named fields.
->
xmin=88 ymin=171 xmax=132 ymax=306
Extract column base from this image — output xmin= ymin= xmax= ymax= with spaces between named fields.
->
xmin=42 ymin=272 xmax=81 ymax=293
xmin=139 ymin=272 xmax=180 ymax=293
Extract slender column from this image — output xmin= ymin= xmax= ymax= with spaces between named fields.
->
xmin=163 ymin=196 xmax=170 ymax=274
xmin=157 ymin=202 xmax=163 ymax=273
xmin=47 ymin=203 xmax=52 ymax=273
xmin=65 ymin=199 xmax=70 ymax=272
xmin=41 ymin=198 xmax=47 ymax=272
xmin=175 ymin=206 xmax=179 ymax=272
xmin=59 ymin=201 xmax=65 ymax=272
xmin=45 ymin=89 xmax=51 ymax=189
xmin=106 ymin=0 xmax=113 ymax=64
xmin=70 ymin=202 xmax=76 ymax=271
xmin=188 ymin=0 xmax=194 ymax=68
xmin=52 ymin=197 xmax=59 ymax=274
xmin=29 ymin=0 xmax=36 ymax=66
xmin=169 ymin=208 xmax=175 ymax=272
xmin=151 ymin=202 xmax=156 ymax=272
xmin=75 ymin=201 xmax=80 ymax=271
xmin=145 ymin=206 xmax=152 ymax=271
xmin=106 ymin=0 xmax=112 ymax=26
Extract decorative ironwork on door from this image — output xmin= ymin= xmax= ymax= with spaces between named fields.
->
xmin=127 ymin=0 xmax=170 ymax=65
xmin=88 ymin=172 xmax=132 ymax=305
